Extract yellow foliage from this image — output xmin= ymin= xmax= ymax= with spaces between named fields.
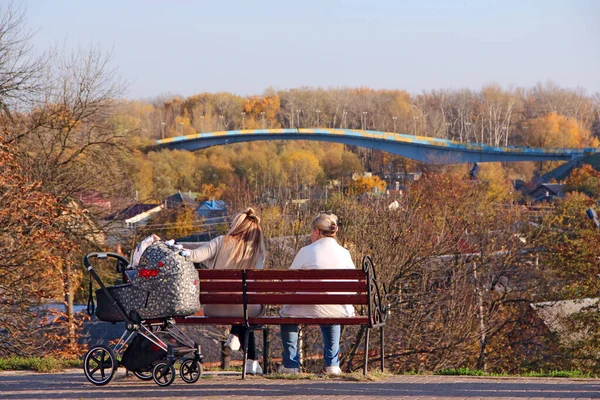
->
xmin=525 ymin=112 xmax=598 ymax=148
xmin=349 ymin=175 xmax=386 ymax=196
xmin=201 ymin=183 xmax=226 ymax=200
xmin=478 ymin=163 xmax=512 ymax=201
xmin=173 ymin=114 xmax=196 ymax=136
xmin=281 ymin=149 xmax=323 ymax=187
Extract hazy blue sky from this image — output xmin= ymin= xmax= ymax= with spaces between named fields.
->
xmin=21 ymin=0 xmax=600 ymax=99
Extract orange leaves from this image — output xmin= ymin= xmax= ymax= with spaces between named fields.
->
xmin=564 ymin=164 xmax=600 ymax=198
xmin=241 ymin=95 xmax=281 ymax=129
xmin=0 ymin=136 xmax=82 ymax=356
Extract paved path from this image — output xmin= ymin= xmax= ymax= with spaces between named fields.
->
xmin=2 ymin=369 xmax=600 ymax=399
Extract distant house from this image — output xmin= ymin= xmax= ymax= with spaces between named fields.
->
xmin=164 ymin=192 xmax=198 ymax=209
xmin=529 ymin=183 xmax=564 ymax=203
xmin=64 ymin=200 xmax=106 ymax=246
xmin=105 ymin=203 xmax=164 ymax=227
xmin=531 ymin=298 xmax=599 ymax=343
xmin=197 ymin=199 xmax=227 ymax=223
xmin=75 ymin=191 xmax=112 ymax=211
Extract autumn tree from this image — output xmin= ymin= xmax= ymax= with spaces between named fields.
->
xmin=318 ymin=143 xmax=363 ymax=178
xmin=527 ymin=192 xmax=600 ymax=371
xmin=242 ymin=95 xmax=281 ymax=129
xmin=348 ymin=175 xmax=386 ymax=196
xmin=280 ymin=148 xmax=324 ymax=190
xmin=0 ymin=137 xmax=83 ymax=356
xmin=0 ymin=2 xmax=47 ymax=120
xmin=476 ymin=163 xmax=513 ymax=202
xmin=564 ymin=164 xmax=600 ymax=199
xmin=524 ymin=112 xmax=598 ymax=149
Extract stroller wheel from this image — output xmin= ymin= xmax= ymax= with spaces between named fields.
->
xmin=133 ymin=369 xmax=154 ymax=381
xmin=153 ymin=362 xmax=176 ymax=387
xmin=83 ymin=345 xmax=117 ymax=386
xmin=180 ymin=358 xmax=202 ymax=384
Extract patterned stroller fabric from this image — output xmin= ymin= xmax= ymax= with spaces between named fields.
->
xmin=96 ymin=242 xmax=200 ymax=322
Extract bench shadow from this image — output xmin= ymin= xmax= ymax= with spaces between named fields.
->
xmin=2 ymin=372 xmax=600 ymax=398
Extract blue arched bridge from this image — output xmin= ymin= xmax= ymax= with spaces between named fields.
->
xmin=155 ymin=128 xmax=599 ymax=164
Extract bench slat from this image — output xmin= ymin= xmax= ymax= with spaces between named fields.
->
xmin=246 ymin=269 xmax=365 ymax=279
xmin=197 ymin=269 xmax=366 ymax=280
xmin=200 ymin=282 xmax=243 ymax=291
xmin=200 ymin=281 xmax=366 ymax=292
xmin=200 ymin=293 xmax=368 ymax=305
xmin=174 ymin=316 xmax=370 ymax=325
xmin=197 ymin=270 xmax=244 ymax=279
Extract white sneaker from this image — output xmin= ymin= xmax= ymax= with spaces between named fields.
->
xmin=245 ymin=359 xmax=263 ymax=375
xmin=277 ymin=365 xmax=300 ymax=374
xmin=224 ymin=334 xmax=241 ymax=351
xmin=325 ymin=366 xmax=342 ymax=375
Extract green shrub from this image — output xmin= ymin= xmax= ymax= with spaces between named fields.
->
xmin=522 ymin=370 xmax=593 ymax=378
xmin=0 ymin=357 xmax=81 ymax=372
xmin=436 ymin=368 xmax=489 ymax=376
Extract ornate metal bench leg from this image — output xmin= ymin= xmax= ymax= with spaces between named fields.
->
xmin=363 ymin=327 xmax=370 ymax=375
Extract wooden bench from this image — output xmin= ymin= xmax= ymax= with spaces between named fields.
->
xmin=174 ymin=255 xmax=388 ymax=378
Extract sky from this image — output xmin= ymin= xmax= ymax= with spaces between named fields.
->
xmin=20 ymin=0 xmax=600 ymax=100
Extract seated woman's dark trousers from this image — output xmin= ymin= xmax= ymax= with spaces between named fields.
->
xmin=230 ymin=324 xmax=256 ymax=360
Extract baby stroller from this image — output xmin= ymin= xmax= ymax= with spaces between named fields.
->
xmin=82 ymin=243 xmax=203 ymax=387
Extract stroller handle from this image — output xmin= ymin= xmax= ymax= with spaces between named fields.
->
xmin=83 ymin=252 xmax=130 ymax=271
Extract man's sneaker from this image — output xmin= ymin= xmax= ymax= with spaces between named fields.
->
xmin=223 ymin=334 xmax=241 ymax=351
xmin=277 ymin=365 xmax=300 ymax=374
xmin=325 ymin=366 xmax=342 ymax=375
xmin=245 ymin=359 xmax=263 ymax=375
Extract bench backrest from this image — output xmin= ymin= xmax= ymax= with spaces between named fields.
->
xmin=197 ymin=269 xmax=368 ymax=306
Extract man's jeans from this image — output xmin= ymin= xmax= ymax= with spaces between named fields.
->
xmin=280 ymin=324 xmax=341 ymax=368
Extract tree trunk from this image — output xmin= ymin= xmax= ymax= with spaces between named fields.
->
xmin=473 ymin=261 xmax=487 ymax=372
xmin=63 ymin=260 xmax=75 ymax=345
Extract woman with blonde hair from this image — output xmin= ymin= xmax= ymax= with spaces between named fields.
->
xmin=183 ymin=207 xmax=266 ymax=375
xmin=278 ymin=213 xmax=355 ymax=375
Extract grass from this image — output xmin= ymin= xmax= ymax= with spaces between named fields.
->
xmin=435 ymin=367 xmax=596 ymax=379
xmin=0 ymin=357 xmax=82 ymax=373
xmin=522 ymin=370 xmax=595 ymax=378
xmin=436 ymin=368 xmax=490 ymax=376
